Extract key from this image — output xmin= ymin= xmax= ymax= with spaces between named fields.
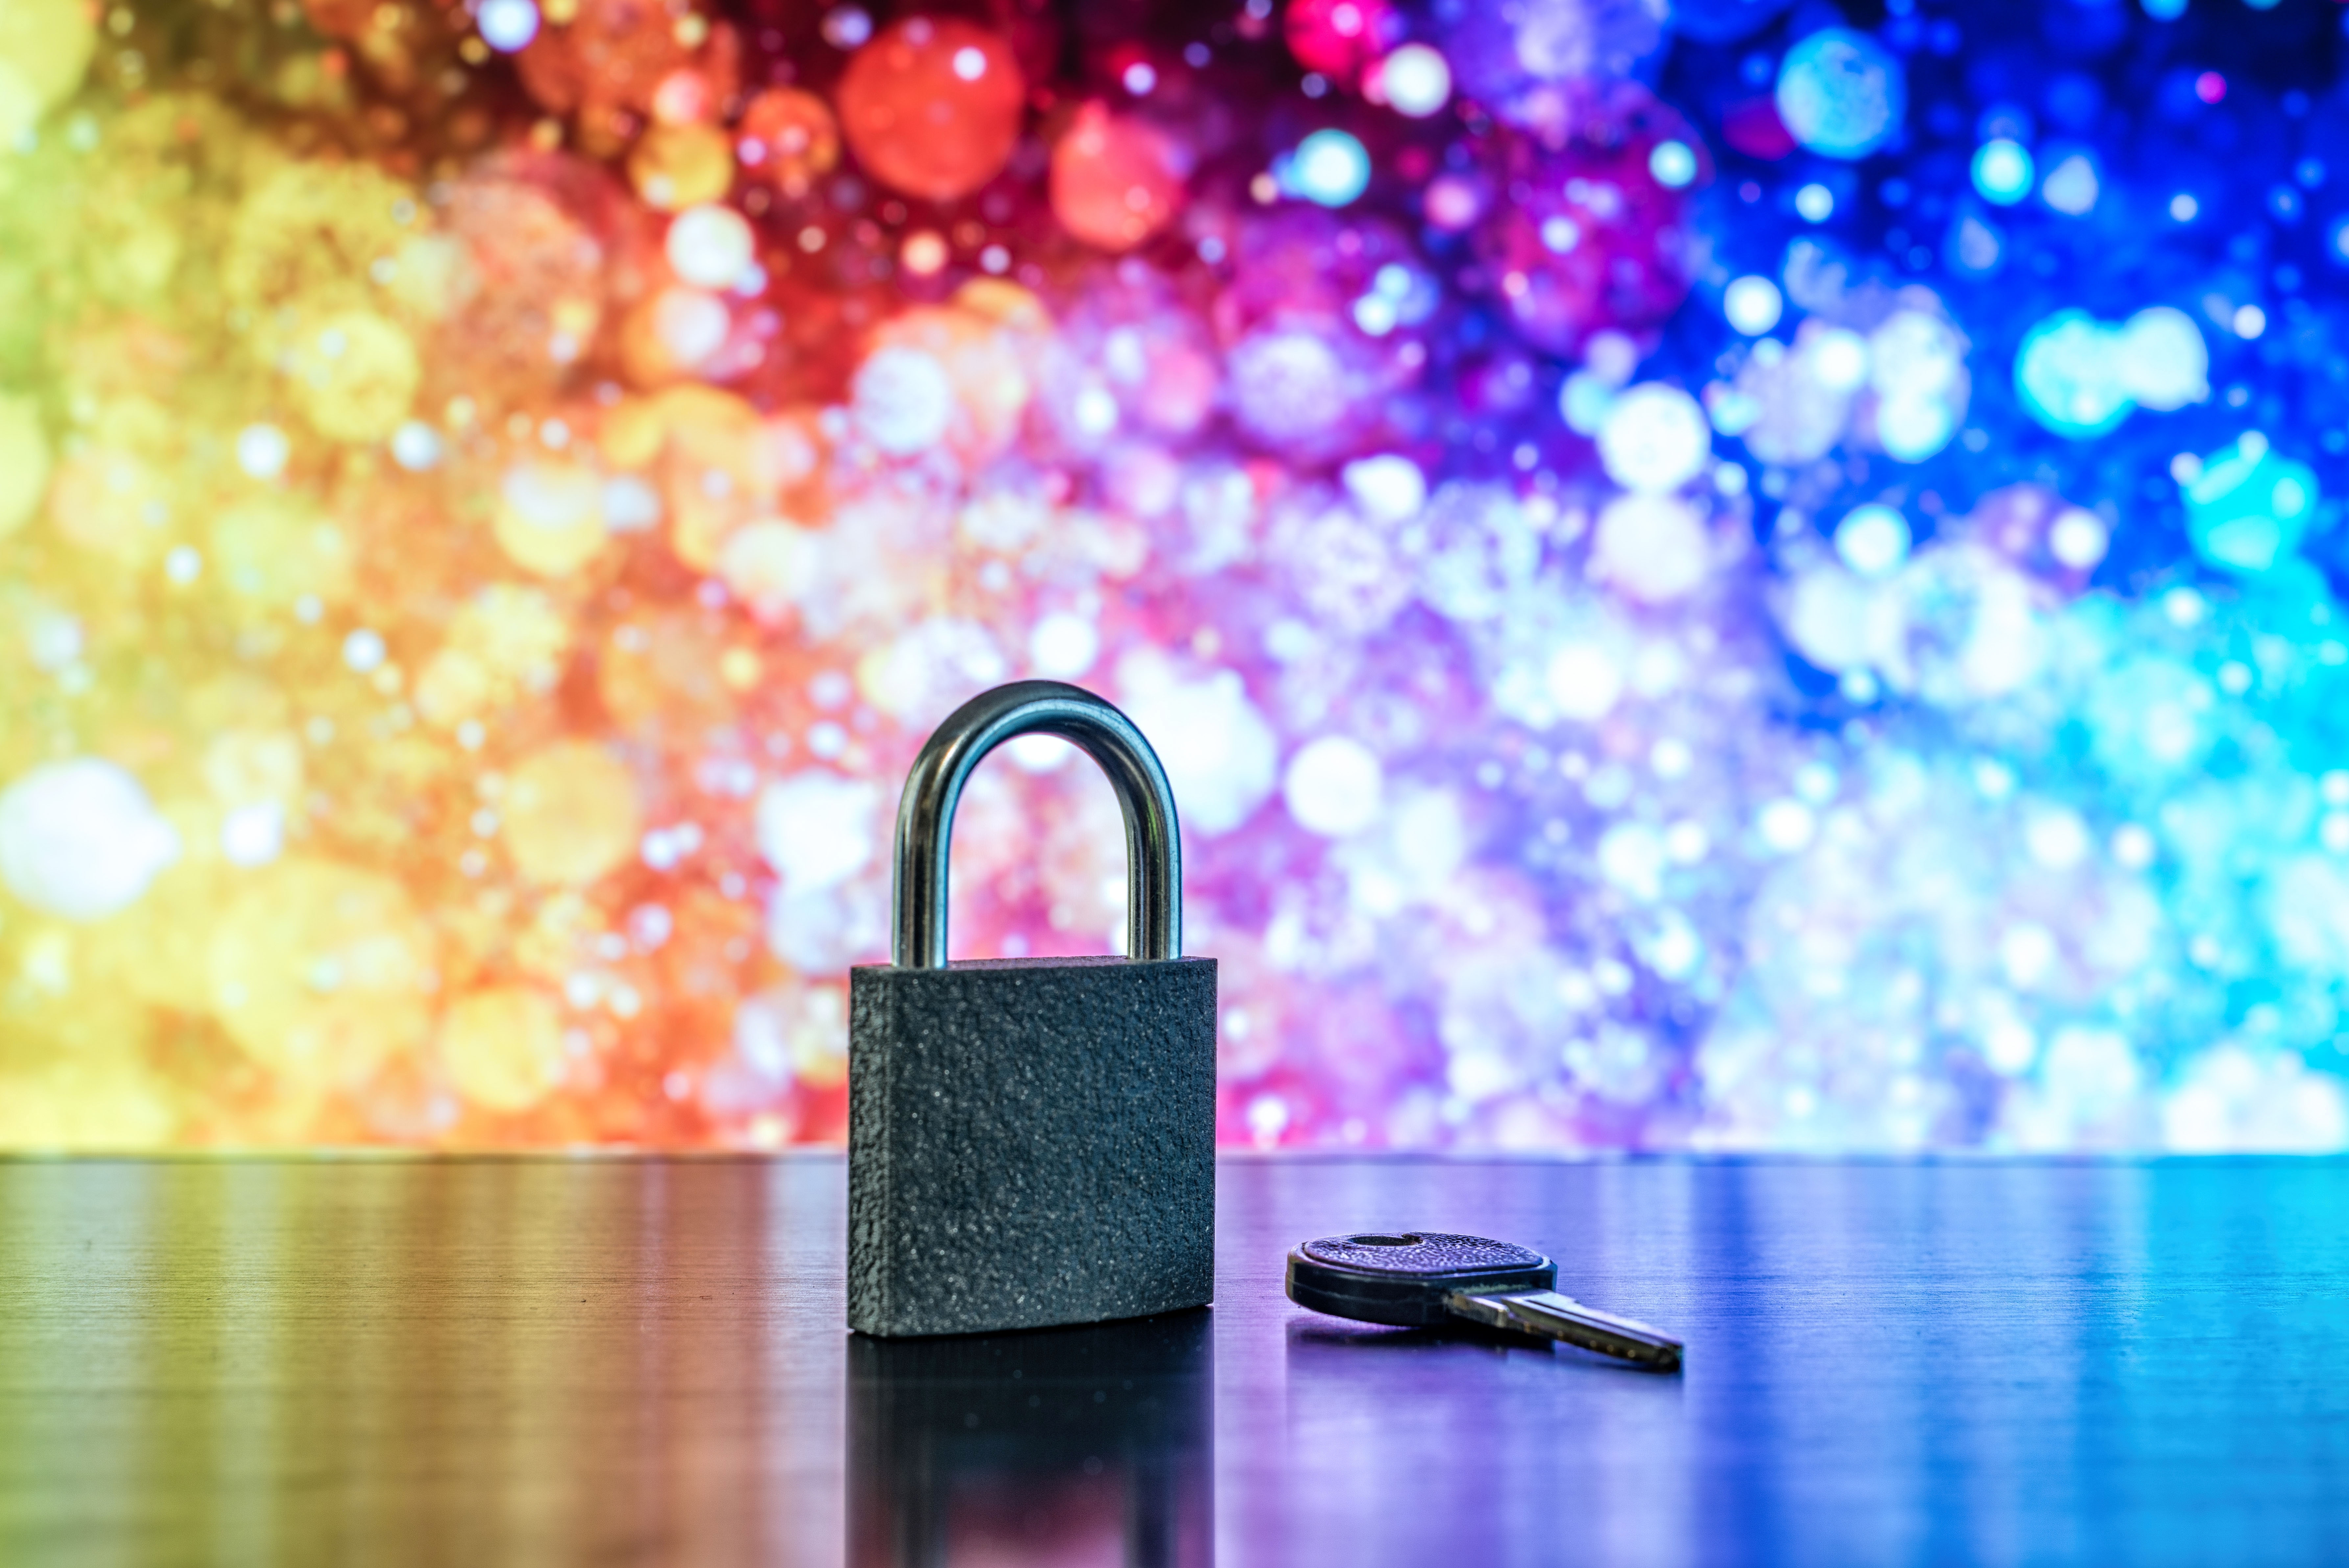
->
xmin=1285 ymin=1231 xmax=1683 ymax=1372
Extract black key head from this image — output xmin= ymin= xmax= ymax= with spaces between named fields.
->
xmin=1285 ymin=1232 xmax=1557 ymax=1327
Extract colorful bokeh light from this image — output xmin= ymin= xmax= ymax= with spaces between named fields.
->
xmin=3 ymin=0 xmax=2349 ymax=1154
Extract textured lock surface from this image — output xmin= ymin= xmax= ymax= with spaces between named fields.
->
xmin=849 ymin=954 xmax=1216 ymax=1337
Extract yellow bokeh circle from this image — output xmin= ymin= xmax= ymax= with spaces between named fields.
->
xmin=440 ymin=985 xmax=567 ymax=1113
xmin=502 ymin=740 xmax=641 ymax=886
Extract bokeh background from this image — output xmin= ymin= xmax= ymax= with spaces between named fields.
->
xmin=3 ymin=0 xmax=2348 ymax=1151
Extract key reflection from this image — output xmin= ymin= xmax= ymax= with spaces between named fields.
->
xmin=848 ymin=1311 xmax=1213 ymax=1568
xmin=1278 ymin=1316 xmax=1690 ymax=1563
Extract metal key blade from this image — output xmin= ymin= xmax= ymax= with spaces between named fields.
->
xmin=1443 ymin=1289 xmax=1684 ymax=1371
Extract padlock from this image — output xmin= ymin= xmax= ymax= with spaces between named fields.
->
xmin=848 ymin=680 xmax=1217 ymax=1338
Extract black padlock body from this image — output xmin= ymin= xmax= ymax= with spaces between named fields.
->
xmin=849 ymin=954 xmax=1217 ymax=1338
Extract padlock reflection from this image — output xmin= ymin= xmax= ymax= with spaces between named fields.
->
xmin=849 ymin=1310 xmax=1213 ymax=1568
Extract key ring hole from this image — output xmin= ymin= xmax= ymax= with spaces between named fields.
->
xmin=1345 ymin=1233 xmax=1423 ymax=1247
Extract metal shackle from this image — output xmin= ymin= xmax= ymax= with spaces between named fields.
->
xmin=891 ymin=680 xmax=1183 ymax=969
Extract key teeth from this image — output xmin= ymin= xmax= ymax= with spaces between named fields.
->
xmin=1447 ymin=1289 xmax=1685 ymax=1372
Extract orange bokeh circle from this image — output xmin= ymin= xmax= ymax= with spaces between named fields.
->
xmin=834 ymin=17 xmax=1025 ymax=202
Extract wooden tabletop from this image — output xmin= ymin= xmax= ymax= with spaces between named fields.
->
xmin=2 ymin=1156 xmax=2343 ymax=1566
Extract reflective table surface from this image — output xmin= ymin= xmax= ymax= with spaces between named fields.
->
xmin=2 ymin=1156 xmax=2344 ymax=1566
